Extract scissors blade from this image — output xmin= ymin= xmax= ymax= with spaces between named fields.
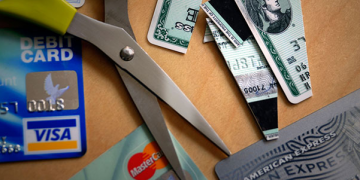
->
xmin=67 ymin=12 xmax=231 ymax=156
xmin=104 ymin=0 xmax=135 ymax=39
xmin=104 ymin=0 xmax=187 ymax=179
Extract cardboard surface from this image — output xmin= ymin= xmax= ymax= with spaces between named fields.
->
xmin=0 ymin=0 xmax=360 ymax=179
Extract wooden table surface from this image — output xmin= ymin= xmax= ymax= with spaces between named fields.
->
xmin=1 ymin=0 xmax=360 ymax=179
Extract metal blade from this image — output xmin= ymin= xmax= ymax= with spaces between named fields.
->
xmin=104 ymin=0 xmax=135 ymax=39
xmin=67 ymin=12 xmax=231 ymax=156
xmin=104 ymin=1 xmax=187 ymax=179
xmin=118 ymin=70 xmax=189 ymax=180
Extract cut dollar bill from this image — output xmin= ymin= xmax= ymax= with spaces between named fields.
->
xmin=207 ymin=18 xmax=279 ymax=140
xmin=147 ymin=0 xmax=202 ymax=53
xmin=235 ymin=0 xmax=312 ymax=104
xmin=200 ymin=0 xmax=253 ymax=47
xmin=203 ymin=24 xmax=214 ymax=43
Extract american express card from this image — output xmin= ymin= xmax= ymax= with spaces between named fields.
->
xmin=215 ymin=89 xmax=360 ymax=180
xmin=71 ymin=124 xmax=207 ymax=180
xmin=0 ymin=29 xmax=86 ymax=162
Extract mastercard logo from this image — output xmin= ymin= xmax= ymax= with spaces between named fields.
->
xmin=127 ymin=141 xmax=169 ymax=180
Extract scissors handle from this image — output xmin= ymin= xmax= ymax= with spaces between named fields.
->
xmin=0 ymin=0 xmax=76 ymax=34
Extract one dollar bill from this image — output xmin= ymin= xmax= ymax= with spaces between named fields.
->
xmin=206 ymin=18 xmax=278 ymax=140
xmin=203 ymin=24 xmax=214 ymax=43
xmin=147 ymin=0 xmax=202 ymax=53
xmin=235 ymin=0 xmax=312 ymax=104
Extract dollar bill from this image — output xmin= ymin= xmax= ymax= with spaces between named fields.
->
xmin=147 ymin=0 xmax=202 ymax=53
xmin=234 ymin=0 xmax=312 ymax=104
xmin=215 ymin=88 xmax=360 ymax=180
xmin=203 ymin=24 xmax=214 ymax=43
xmin=206 ymin=18 xmax=278 ymax=140
xmin=201 ymin=2 xmax=243 ymax=47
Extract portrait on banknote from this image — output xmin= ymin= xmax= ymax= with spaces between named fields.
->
xmin=245 ymin=0 xmax=292 ymax=34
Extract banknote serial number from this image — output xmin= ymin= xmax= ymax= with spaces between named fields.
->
xmin=27 ymin=98 xmax=64 ymax=112
xmin=290 ymin=36 xmax=306 ymax=52
xmin=226 ymin=56 xmax=268 ymax=71
xmin=0 ymin=102 xmax=18 ymax=115
xmin=243 ymin=82 xmax=277 ymax=94
xmin=295 ymin=62 xmax=311 ymax=90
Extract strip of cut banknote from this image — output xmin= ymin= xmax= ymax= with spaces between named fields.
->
xmin=203 ymin=24 xmax=214 ymax=43
xmin=201 ymin=2 xmax=244 ymax=47
xmin=234 ymin=0 xmax=312 ymax=104
xmin=207 ymin=18 xmax=278 ymax=140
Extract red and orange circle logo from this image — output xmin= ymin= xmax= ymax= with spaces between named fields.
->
xmin=127 ymin=142 xmax=169 ymax=180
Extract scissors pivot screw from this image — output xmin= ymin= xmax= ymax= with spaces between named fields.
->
xmin=120 ymin=46 xmax=135 ymax=61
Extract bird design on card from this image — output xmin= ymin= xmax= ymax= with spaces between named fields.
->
xmin=44 ymin=73 xmax=69 ymax=105
xmin=167 ymin=175 xmax=176 ymax=180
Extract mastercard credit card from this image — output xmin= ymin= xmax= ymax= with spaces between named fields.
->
xmin=0 ymin=28 xmax=86 ymax=162
xmin=71 ymin=124 xmax=207 ymax=180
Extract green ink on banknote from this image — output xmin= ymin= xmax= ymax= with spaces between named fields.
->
xmin=235 ymin=0 xmax=312 ymax=104
xmin=207 ymin=18 xmax=278 ymax=140
xmin=148 ymin=0 xmax=202 ymax=53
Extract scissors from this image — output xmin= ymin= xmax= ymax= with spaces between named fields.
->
xmin=104 ymin=0 xmax=205 ymax=179
xmin=0 ymin=0 xmax=231 ymax=179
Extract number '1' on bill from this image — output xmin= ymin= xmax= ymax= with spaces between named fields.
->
xmin=235 ymin=0 xmax=312 ymax=104
xmin=147 ymin=0 xmax=202 ymax=53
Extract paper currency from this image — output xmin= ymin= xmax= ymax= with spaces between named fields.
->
xmin=203 ymin=24 xmax=214 ymax=43
xmin=147 ymin=0 xmax=202 ymax=53
xmin=201 ymin=2 xmax=243 ymax=47
xmin=207 ymin=19 xmax=278 ymax=140
xmin=216 ymin=89 xmax=360 ymax=180
xmin=201 ymin=0 xmax=254 ymax=47
xmin=235 ymin=0 xmax=312 ymax=104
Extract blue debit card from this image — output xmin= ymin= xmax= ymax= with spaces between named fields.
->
xmin=0 ymin=28 xmax=86 ymax=162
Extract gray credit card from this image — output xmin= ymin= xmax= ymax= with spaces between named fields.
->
xmin=215 ymin=89 xmax=360 ymax=180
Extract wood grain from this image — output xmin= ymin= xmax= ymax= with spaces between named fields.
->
xmin=0 ymin=0 xmax=360 ymax=179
